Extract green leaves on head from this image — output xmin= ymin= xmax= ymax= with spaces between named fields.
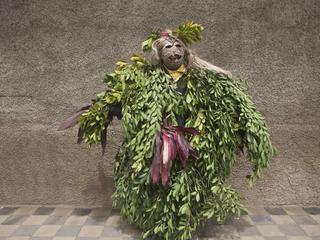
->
xmin=173 ymin=21 xmax=204 ymax=45
xmin=141 ymin=21 xmax=204 ymax=52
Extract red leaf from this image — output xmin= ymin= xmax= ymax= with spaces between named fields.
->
xmin=77 ymin=128 xmax=83 ymax=144
xmin=176 ymin=126 xmax=200 ymax=136
xmin=161 ymin=161 xmax=170 ymax=187
xmin=101 ymin=124 xmax=107 ymax=155
xmin=174 ymin=131 xmax=189 ymax=168
xmin=151 ymin=133 xmax=162 ymax=184
xmin=58 ymin=105 xmax=90 ymax=130
xmin=161 ymin=132 xmax=171 ymax=165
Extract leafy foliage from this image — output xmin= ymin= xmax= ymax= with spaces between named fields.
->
xmin=141 ymin=31 xmax=160 ymax=52
xmin=141 ymin=21 xmax=204 ymax=52
xmin=71 ymin=56 xmax=275 ymax=239
xmin=173 ymin=21 xmax=204 ymax=45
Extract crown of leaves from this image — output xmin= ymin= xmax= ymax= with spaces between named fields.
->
xmin=142 ymin=21 xmax=204 ymax=52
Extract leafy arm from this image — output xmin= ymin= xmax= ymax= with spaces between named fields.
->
xmin=228 ymin=78 xmax=277 ymax=185
xmin=58 ymin=74 xmax=123 ymax=154
xmin=59 ymin=55 xmax=147 ymax=153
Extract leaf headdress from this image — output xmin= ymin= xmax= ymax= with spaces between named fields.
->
xmin=141 ymin=21 xmax=204 ymax=52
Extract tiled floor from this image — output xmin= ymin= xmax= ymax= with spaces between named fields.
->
xmin=0 ymin=206 xmax=319 ymax=239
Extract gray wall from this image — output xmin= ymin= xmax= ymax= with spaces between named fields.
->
xmin=0 ymin=0 xmax=319 ymax=207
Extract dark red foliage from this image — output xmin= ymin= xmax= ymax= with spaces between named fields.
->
xmin=151 ymin=126 xmax=199 ymax=186
xmin=58 ymin=105 xmax=90 ymax=130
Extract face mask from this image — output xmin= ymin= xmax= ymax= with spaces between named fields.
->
xmin=160 ymin=39 xmax=185 ymax=70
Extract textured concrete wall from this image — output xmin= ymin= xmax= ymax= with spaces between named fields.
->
xmin=0 ymin=0 xmax=319 ymax=207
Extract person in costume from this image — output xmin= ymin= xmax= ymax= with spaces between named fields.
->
xmin=60 ymin=21 xmax=276 ymax=240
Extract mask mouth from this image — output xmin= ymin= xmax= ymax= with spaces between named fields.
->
xmin=169 ymin=54 xmax=182 ymax=60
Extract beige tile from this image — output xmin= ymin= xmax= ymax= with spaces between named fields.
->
xmin=311 ymin=215 xmax=320 ymax=224
xmin=99 ymin=238 xmax=123 ymax=240
xmin=90 ymin=207 xmax=111 ymax=217
xmin=78 ymin=225 xmax=104 ymax=237
xmin=300 ymin=225 xmax=320 ymax=236
xmin=105 ymin=215 xmax=124 ymax=226
xmin=64 ymin=216 xmax=88 ymax=225
xmin=284 ymin=206 xmax=308 ymax=215
xmin=239 ymin=215 xmax=254 ymax=225
xmin=52 ymin=237 xmax=76 ymax=240
xmin=7 ymin=237 xmax=31 ymax=240
xmin=0 ymin=225 xmax=19 ymax=237
xmin=0 ymin=215 xmax=9 ymax=224
xmin=240 ymin=237 xmax=265 ymax=240
xmin=22 ymin=215 xmax=48 ymax=225
xmin=271 ymin=215 xmax=296 ymax=224
xmin=52 ymin=207 xmax=73 ymax=217
xmin=256 ymin=225 xmax=285 ymax=236
xmin=246 ymin=207 xmax=268 ymax=215
xmin=13 ymin=207 xmax=35 ymax=215
xmin=33 ymin=225 xmax=61 ymax=237
xmin=287 ymin=237 xmax=312 ymax=240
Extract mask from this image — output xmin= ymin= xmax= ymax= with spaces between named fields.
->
xmin=160 ymin=39 xmax=185 ymax=70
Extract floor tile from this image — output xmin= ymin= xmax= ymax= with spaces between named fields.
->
xmin=55 ymin=226 xmax=81 ymax=236
xmin=44 ymin=216 xmax=67 ymax=225
xmin=71 ymin=209 xmax=92 ymax=216
xmin=105 ymin=216 xmax=125 ymax=226
xmin=213 ymin=225 xmax=240 ymax=238
xmin=13 ymin=225 xmax=39 ymax=236
xmin=303 ymin=208 xmax=320 ymax=215
xmin=287 ymin=237 xmax=313 ymax=240
xmin=250 ymin=215 xmax=274 ymax=225
xmin=101 ymin=226 xmax=125 ymax=237
xmin=85 ymin=216 xmax=108 ymax=225
xmin=52 ymin=208 xmax=73 ymax=217
xmin=1 ymin=215 xmax=28 ymax=225
xmin=0 ymin=225 xmax=19 ymax=236
xmin=22 ymin=216 xmax=49 ymax=225
xmin=52 ymin=237 xmax=76 ymax=240
xmin=6 ymin=237 xmax=31 ymax=240
xmin=256 ymin=225 xmax=284 ymax=236
xmin=300 ymin=225 xmax=320 ymax=237
xmin=311 ymin=215 xmax=320 ymax=224
xmin=0 ymin=207 xmax=17 ymax=215
xmin=30 ymin=237 xmax=52 ymax=240
xmin=99 ymin=237 xmax=124 ymax=240
xmin=246 ymin=207 xmax=268 ymax=215
xmin=0 ymin=216 xmax=9 ymax=224
xmin=240 ymin=237 xmax=264 ymax=240
xmin=237 ymin=215 xmax=253 ymax=226
xmin=237 ymin=226 xmax=260 ymax=236
xmin=271 ymin=215 xmax=296 ymax=224
xmin=284 ymin=207 xmax=308 ymax=216
xmin=292 ymin=216 xmax=318 ymax=225
xmin=32 ymin=225 xmax=61 ymax=237
xmin=78 ymin=226 xmax=104 ymax=237
xmin=278 ymin=224 xmax=306 ymax=236
xmin=89 ymin=208 xmax=110 ymax=217
xmin=265 ymin=207 xmax=288 ymax=215
xmin=33 ymin=207 xmax=55 ymax=216
xmin=0 ymin=205 xmax=318 ymax=240
xmin=263 ymin=237 xmax=287 ymax=240
xmin=64 ymin=216 xmax=88 ymax=226
xmin=13 ymin=207 xmax=35 ymax=216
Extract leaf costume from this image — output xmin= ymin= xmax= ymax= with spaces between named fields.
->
xmin=60 ymin=21 xmax=276 ymax=240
